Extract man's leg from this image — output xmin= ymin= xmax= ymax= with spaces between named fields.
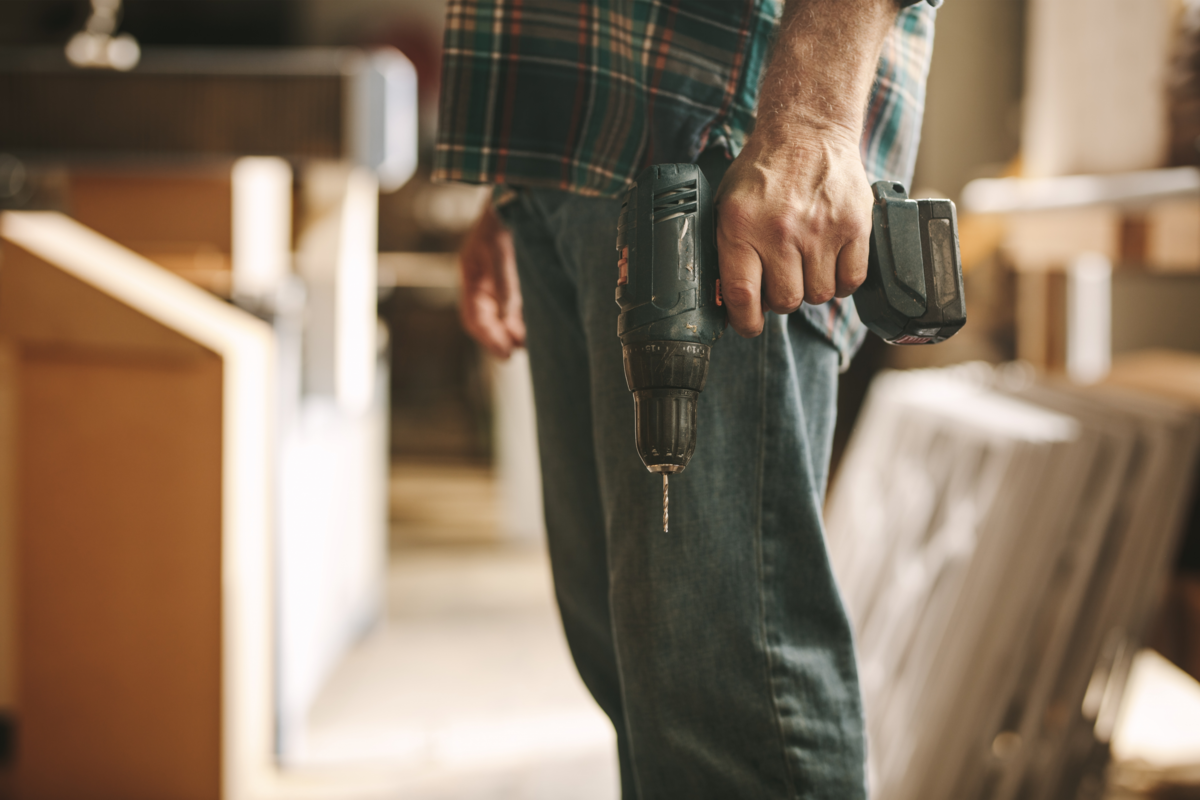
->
xmin=499 ymin=192 xmax=640 ymax=796
xmin=509 ymin=189 xmax=865 ymax=799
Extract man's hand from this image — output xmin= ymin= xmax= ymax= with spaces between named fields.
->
xmin=715 ymin=0 xmax=897 ymax=338
xmin=716 ymin=131 xmax=872 ymax=337
xmin=459 ymin=202 xmax=526 ymax=359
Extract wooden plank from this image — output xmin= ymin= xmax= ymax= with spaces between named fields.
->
xmin=0 ymin=342 xmax=15 ymax=715
xmin=0 ymin=243 xmax=210 ymax=362
xmin=69 ymin=170 xmax=234 ymax=264
xmin=1016 ymin=271 xmax=1049 ymax=369
xmin=67 ymin=170 xmax=235 ymax=296
xmin=1016 ymin=270 xmax=1068 ymax=373
xmin=1002 ymin=207 xmax=1121 ymax=272
xmin=17 ymin=348 xmax=223 ymax=800
xmin=1147 ymin=199 xmax=1200 ymax=273
xmin=66 ymin=160 xmax=295 ymax=301
xmin=827 ymin=364 xmax=1200 ymax=800
xmin=1107 ymin=350 xmax=1200 ymax=409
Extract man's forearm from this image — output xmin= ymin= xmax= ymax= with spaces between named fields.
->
xmin=754 ymin=0 xmax=897 ymax=150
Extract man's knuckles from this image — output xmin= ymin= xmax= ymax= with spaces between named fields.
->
xmin=841 ymin=212 xmax=872 ymax=243
xmin=837 ymin=264 xmax=868 ymax=293
xmin=805 ymin=285 xmax=836 ymax=305
xmin=764 ymin=286 xmax=804 ymax=314
xmin=812 ymin=209 xmax=868 ymax=245
xmin=720 ymin=278 xmax=760 ymax=310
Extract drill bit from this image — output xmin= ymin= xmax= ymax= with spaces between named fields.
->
xmin=663 ymin=473 xmax=669 ymax=532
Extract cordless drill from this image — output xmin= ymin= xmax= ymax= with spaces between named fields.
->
xmin=615 ymin=158 xmax=965 ymax=530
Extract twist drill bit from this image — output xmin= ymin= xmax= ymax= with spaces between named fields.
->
xmin=663 ymin=473 xmax=669 ymax=532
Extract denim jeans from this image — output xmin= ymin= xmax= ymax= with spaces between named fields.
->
xmin=499 ymin=189 xmax=865 ymax=799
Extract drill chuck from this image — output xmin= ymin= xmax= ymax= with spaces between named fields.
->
xmin=623 ymin=340 xmax=711 ymax=472
xmin=631 ymin=390 xmax=696 ymax=473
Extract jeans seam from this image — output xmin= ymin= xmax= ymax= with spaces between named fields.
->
xmin=753 ymin=316 xmax=799 ymax=798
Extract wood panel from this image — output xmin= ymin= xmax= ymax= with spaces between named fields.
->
xmin=1107 ymin=349 xmax=1200 ymax=410
xmin=69 ymin=171 xmax=233 ymax=256
xmin=0 ymin=342 xmax=15 ymax=716
xmin=17 ymin=350 xmax=223 ymax=800
xmin=0 ymin=204 xmax=412 ymax=800
xmin=0 ymin=246 xmax=209 ymax=362
xmin=68 ymin=171 xmax=235 ymax=293
xmin=1147 ymin=199 xmax=1200 ymax=272
xmin=1002 ymin=207 xmax=1121 ymax=272
xmin=1016 ymin=270 xmax=1069 ymax=373
xmin=0 ymin=210 xmax=285 ymax=799
xmin=0 ymin=239 xmax=224 ymax=799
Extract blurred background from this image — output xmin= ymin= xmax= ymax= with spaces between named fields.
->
xmin=0 ymin=1 xmax=1197 ymax=799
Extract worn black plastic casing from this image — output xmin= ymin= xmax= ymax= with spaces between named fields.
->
xmin=615 ymin=163 xmax=725 ymax=348
xmin=615 ymin=163 xmax=726 ymax=473
xmin=855 ymin=181 xmax=967 ymax=344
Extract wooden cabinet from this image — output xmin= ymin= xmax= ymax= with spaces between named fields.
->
xmin=0 ymin=212 xmax=275 ymax=798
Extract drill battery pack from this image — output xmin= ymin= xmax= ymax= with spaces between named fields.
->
xmin=856 ymin=181 xmax=967 ymax=344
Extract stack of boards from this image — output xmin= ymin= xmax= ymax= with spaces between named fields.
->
xmin=826 ymin=356 xmax=1200 ymax=800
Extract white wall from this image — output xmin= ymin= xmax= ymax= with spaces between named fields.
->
xmin=1023 ymin=0 xmax=1176 ymax=177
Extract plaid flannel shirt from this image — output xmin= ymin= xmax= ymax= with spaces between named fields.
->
xmin=434 ymin=0 xmax=938 ymax=367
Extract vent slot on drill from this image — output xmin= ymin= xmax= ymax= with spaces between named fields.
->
xmin=653 ymin=181 xmax=698 ymax=223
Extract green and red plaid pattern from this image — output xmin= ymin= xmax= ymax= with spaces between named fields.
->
xmin=434 ymin=0 xmax=939 ymax=366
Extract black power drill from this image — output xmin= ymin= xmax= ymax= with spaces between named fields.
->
xmin=615 ymin=157 xmax=965 ymax=530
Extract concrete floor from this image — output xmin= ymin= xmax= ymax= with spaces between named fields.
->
xmin=282 ymin=461 xmax=1200 ymax=800
xmin=293 ymin=543 xmax=619 ymax=800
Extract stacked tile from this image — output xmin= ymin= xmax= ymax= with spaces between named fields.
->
xmin=825 ymin=361 xmax=1200 ymax=800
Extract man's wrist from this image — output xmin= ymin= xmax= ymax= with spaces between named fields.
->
xmin=747 ymin=116 xmax=863 ymax=154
